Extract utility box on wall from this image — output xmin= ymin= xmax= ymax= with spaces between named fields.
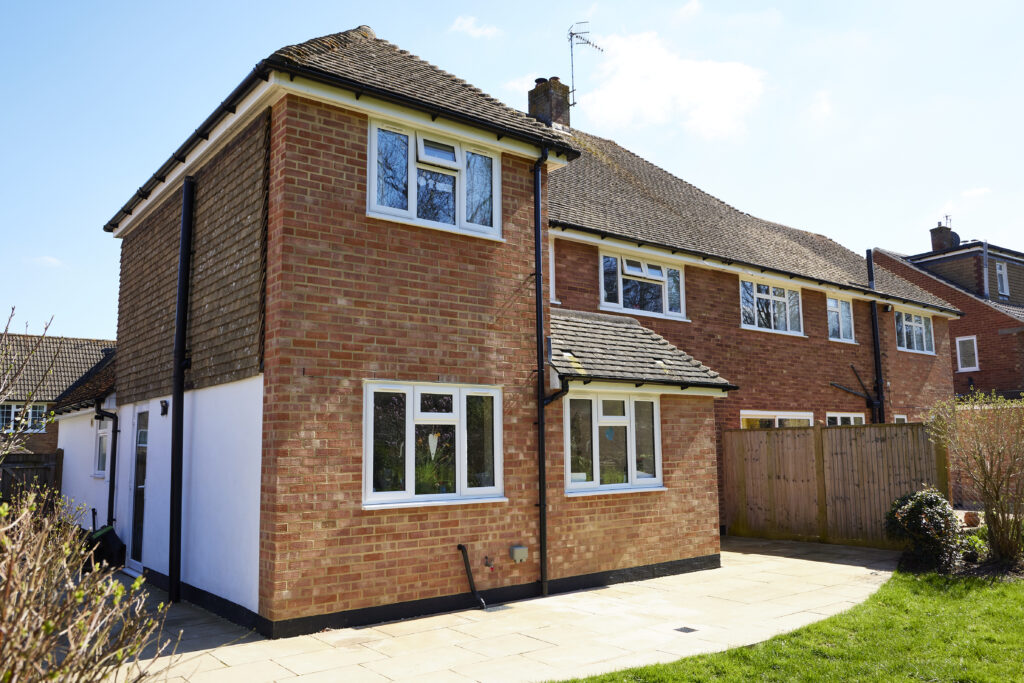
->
xmin=509 ymin=545 xmax=528 ymax=563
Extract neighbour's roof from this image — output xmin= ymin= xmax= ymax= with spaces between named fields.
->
xmin=549 ymin=310 xmax=735 ymax=390
xmin=906 ymin=240 xmax=1024 ymax=263
xmin=53 ymin=350 xmax=116 ymax=414
xmin=876 ymin=248 xmax=1024 ymax=325
xmin=105 ymin=25 xmax=576 ymax=232
xmin=548 ymin=130 xmax=956 ymax=313
xmin=2 ymin=335 xmax=115 ymax=402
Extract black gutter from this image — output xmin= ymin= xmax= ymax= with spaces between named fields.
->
xmin=105 ymin=60 xmax=577 ymax=233
xmin=169 ymin=176 xmax=196 ymax=603
xmin=550 ymin=220 xmax=961 ymax=316
xmin=95 ymin=402 xmax=119 ymax=528
xmin=543 ymin=377 xmax=569 ymax=406
xmin=866 ymin=249 xmax=886 ymax=424
xmin=456 ymin=544 xmax=486 ymax=609
xmin=533 ymin=147 xmax=550 ymax=597
xmin=556 ymin=374 xmax=738 ymax=392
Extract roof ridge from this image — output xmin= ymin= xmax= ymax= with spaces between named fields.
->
xmin=3 ymin=333 xmax=116 ymax=344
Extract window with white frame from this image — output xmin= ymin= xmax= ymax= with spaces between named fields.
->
xmin=826 ymin=412 xmax=865 ymax=426
xmin=740 ymin=280 xmax=802 ymax=334
xmin=740 ymin=410 xmax=813 ymax=429
xmin=368 ymin=121 xmax=501 ymax=237
xmin=0 ymin=403 xmax=47 ymax=433
xmin=894 ymin=310 xmax=934 ymax=353
xmin=95 ymin=418 xmax=110 ymax=477
xmin=956 ymin=336 xmax=979 ymax=372
xmin=364 ymin=382 xmax=502 ymax=505
xmin=996 ymin=262 xmax=1010 ymax=296
xmin=894 ymin=415 xmax=908 ymax=423
xmin=601 ymin=254 xmax=684 ymax=318
xmin=827 ymin=297 xmax=855 ymax=342
xmin=565 ymin=394 xmax=662 ymax=491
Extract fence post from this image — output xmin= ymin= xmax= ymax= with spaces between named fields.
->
xmin=53 ymin=448 xmax=64 ymax=493
xmin=814 ymin=424 xmax=828 ymax=541
xmin=933 ymin=438 xmax=951 ymax=503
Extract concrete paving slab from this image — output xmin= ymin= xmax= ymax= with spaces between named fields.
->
xmin=139 ymin=537 xmax=898 ymax=682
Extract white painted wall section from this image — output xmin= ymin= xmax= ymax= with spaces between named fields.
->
xmin=57 ymin=400 xmax=111 ymax=527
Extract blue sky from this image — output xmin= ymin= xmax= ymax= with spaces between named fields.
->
xmin=2 ymin=1 xmax=1022 ymax=339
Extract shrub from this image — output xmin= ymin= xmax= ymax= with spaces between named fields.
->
xmin=962 ymin=526 xmax=989 ymax=564
xmin=885 ymin=487 xmax=962 ymax=570
xmin=929 ymin=392 xmax=1024 ymax=563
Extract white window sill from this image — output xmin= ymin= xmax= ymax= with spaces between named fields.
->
xmin=828 ymin=337 xmax=858 ymax=345
xmin=366 ymin=210 xmax=504 ymax=243
xmin=362 ymin=496 xmax=508 ymax=510
xmin=550 ymin=299 xmax=561 ymax=305
xmin=956 ymin=368 xmax=980 ymax=373
xmin=564 ymin=486 xmax=666 ymax=497
xmin=740 ymin=324 xmax=807 ymax=338
xmin=599 ymin=304 xmax=689 ymax=323
xmin=91 ymin=473 xmax=107 ymax=480
xmin=897 ymin=347 xmax=936 ymax=356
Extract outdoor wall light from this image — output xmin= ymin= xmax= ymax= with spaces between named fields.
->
xmin=160 ymin=400 xmax=169 ymax=416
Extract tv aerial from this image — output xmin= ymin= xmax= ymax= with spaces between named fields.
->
xmin=568 ymin=22 xmax=603 ymax=107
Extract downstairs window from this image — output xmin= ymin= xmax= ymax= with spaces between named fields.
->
xmin=565 ymin=394 xmax=662 ymax=491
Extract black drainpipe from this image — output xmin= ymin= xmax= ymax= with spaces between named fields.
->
xmin=533 ymin=147 xmax=549 ymax=597
xmin=866 ymin=249 xmax=886 ymax=423
xmin=95 ymin=401 xmax=119 ymax=528
xmin=169 ymin=176 xmax=196 ymax=603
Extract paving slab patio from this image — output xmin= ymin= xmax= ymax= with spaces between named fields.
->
xmin=140 ymin=537 xmax=898 ymax=682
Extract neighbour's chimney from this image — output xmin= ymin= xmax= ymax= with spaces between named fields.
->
xmin=929 ymin=222 xmax=958 ymax=251
xmin=528 ymin=77 xmax=570 ymax=128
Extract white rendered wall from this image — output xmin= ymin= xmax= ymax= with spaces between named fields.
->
xmin=115 ymin=375 xmax=262 ymax=612
xmin=56 ymin=398 xmax=113 ymax=528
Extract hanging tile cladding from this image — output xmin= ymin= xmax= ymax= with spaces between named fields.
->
xmin=116 ymin=112 xmax=269 ymax=406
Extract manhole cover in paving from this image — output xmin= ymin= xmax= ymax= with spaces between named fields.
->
xmin=676 ymin=627 xmax=697 ymax=633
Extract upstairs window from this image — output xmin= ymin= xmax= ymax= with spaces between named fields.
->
xmin=956 ymin=336 xmax=979 ymax=372
xmin=565 ymin=394 xmax=662 ymax=491
xmin=895 ymin=311 xmax=934 ymax=353
xmin=364 ymin=382 xmax=503 ymax=505
xmin=0 ymin=404 xmax=46 ymax=433
xmin=369 ymin=122 xmax=501 ymax=237
xmin=996 ymin=262 xmax=1010 ymax=297
xmin=601 ymin=254 xmax=684 ymax=318
xmin=740 ymin=280 xmax=803 ymax=334
xmin=827 ymin=297 xmax=855 ymax=342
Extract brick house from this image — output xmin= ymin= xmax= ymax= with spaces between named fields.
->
xmin=81 ymin=26 xmax=743 ymax=637
xmin=873 ymin=225 xmax=1024 ymax=398
xmin=542 ymin=114 xmax=958 ymax=513
xmin=1 ymin=334 xmax=113 ymax=454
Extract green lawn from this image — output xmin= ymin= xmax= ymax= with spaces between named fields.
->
xmin=570 ymin=572 xmax=1024 ymax=682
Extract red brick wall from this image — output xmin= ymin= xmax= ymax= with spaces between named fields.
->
xmin=21 ymin=421 xmax=58 ymax=453
xmin=875 ymin=251 xmax=1024 ymax=398
xmin=546 ymin=395 xmax=720 ymax=578
xmin=553 ymin=238 xmax=955 ymax=513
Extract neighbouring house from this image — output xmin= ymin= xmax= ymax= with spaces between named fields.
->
xmin=874 ymin=225 xmax=1024 ymax=399
xmin=1 ymin=334 xmax=114 ymax=454
xmin=541 ymin=96 xmax=959 ymax=510
xmin=63 ymin=26 xmax=957 ymax=637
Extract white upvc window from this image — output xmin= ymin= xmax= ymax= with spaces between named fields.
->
xmin=363 ymin=382 xmax=503 ymax=506
xmin=600 ymin=253 xmax=684 ymax=319
xmin=894 ymin=415 xmax=908 ymax=424
xmin=368 ymin=121 xmax=501 ymax=238
xmin=826 ymin=412 xmax=865 ymax=426
xmin=827 ymin=297 xmax=855 ymax=342
xmin=996 ymin=262 xmax=1010 ymax=296
xmin=0 ymin=403 xmax=47 ymax=433
xmin=956 ymin=335 xmax=980 ymax=372
xmin=94 ymin=418 xmax=111 ymax=477
xmin=894 ymin=310 xmax=934 ymax=354
xmin=740 ymin=279 xmax=803 ymax=335
xmin=740 ymin=410 xmax=813 ymax=429
xmin=565 ymin=394 xmax=662 ymax=491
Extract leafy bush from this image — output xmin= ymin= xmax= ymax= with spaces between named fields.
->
xmin=962 ymin=526 xmax=989 ymax=564
xmin=929 ymin=392 xmax=1024 ymax=563
xmin=885 ymin=488 xmax=962 ymax=570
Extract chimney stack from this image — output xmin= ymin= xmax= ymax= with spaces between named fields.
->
xmin=528 ymin=77 xmax=570 ymax=128
xmin=930 ymin=222 xmax=957 ymax=252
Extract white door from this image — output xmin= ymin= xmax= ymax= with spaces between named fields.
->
xmin=125 ymin=408 xmax=149 ymax=574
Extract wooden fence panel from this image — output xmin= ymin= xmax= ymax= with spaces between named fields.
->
xmin=723 ymin=424 xmax=947 ymax=548
xmin=0 ymin=450 xmax=63 ymax=502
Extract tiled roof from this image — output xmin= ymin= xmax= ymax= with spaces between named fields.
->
xmin=54 ymin=351 xmax=116 ymax=414
xmin=548 ymin=130 xmax=956 ymax=313
xmin=877 ymin=248 xmax=1024 ymax=324
xmin=3 ymin=335 xmax=115 ymax=402
xmin=267 ymin=26 xmax=576 ymax=156
xmin=549 ymin=310 xmax=735 ymax=390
